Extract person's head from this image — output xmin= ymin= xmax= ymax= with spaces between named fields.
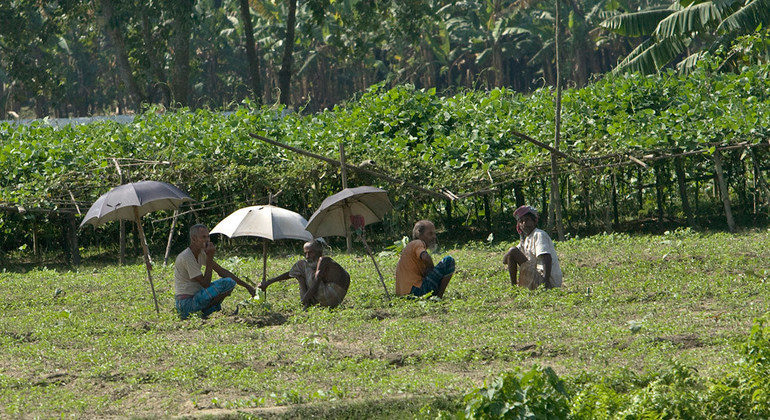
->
xmin=303 ymin=238 xmax=325 ymax=263
xmin=189 ymin=224 xmax=210 ymax=249
xmin=412 ymin=219 xmax=437 ymax=249
xmin=514 ymin=206 xmax=538 ymax=236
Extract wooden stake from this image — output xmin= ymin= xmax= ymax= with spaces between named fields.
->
xmin=164 ymin=210 xmax=178 ymax=266
xmin=133 ymin=207 xmax=160 ymax=314
xmin=339 ymin=142 xmax=353 ymax=253
xmin=112 ymin=159 xmax=127 ymax=266
xmin=360 ymin=232 xmax=390 ymax=300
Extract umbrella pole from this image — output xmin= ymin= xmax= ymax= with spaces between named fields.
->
xmin=360 ymin=234 xmax=391 ymax=300
xmin=262 ymin=238 xmax=268 ymax=301
xmin=133 ymin=208 xmax=161 ymax=315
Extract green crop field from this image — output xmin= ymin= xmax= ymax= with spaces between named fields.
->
xmin=2 ymin=228 xmax=769 ymax=418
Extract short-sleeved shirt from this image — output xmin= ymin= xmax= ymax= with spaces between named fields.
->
xmin=517 ymin=228 xmax=563 ymax=288
xmin=395 ymin=240 xmax=428 ymax=296
xmin=174 ymin=247 xmax=207 ymax=297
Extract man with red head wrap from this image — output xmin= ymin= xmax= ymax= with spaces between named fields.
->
xmin=503 ymin=206 xmax=563 ymax=290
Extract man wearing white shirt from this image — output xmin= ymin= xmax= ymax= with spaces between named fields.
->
xmin=174 ymin=224 xmax=255 ymax=319
xmin=503 ymin=206 xmax=563 ymax=290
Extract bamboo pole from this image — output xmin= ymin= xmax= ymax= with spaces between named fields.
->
xmin=340 ymin=142 xmax=353 ymax=253
xmin=360 ymin=232 xmax=390 ymax=300
xmin=113 ymin=159 xmax=127 ymax=266
xmin=133 ymin=207 xmax=160 ymax=315
xmin=249 ymin=133 xmax=450 ymax=200
xmin=549 ymin=0 xmax=565 ymax=241
xmin=164 ymin=210 xmax=178 ymax=266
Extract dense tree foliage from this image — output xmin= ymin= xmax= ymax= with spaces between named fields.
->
xmin=0 ymin=0 xmax=653 ymax=118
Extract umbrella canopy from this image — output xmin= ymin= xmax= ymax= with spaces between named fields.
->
xmin=306 ymin=186 xmax=393 ymax=238
xmin=79 ymin=180 xmax=193 ymax=314
xmin=80 ymin=180 xmax=192 ymax=228
xmin=306 ymin=186 xmax=393 ymax=300
xmin=210 ymin=204 xmax=313 ymax=285
xmin=210 ymin=205 xmax=313 ymax=242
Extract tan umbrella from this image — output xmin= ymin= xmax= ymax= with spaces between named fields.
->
xmin=80 ymin=180 xmax=193 ymax=314
xmin=210 ymin=205 xmax=313 ymax=284
xmin=306 ymin=186 xmax=393 ymax=299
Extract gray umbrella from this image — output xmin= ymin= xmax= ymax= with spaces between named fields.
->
xmin=306 ymin=186 xmax=393 ymax=299
xmin=80 ymin=181 xmax=194 ymax=314
xmin=80 ymin=181 xmax=193 ymax=228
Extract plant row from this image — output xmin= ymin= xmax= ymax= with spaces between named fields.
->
xmin=1 ymin=62 xmax=770 ymax=254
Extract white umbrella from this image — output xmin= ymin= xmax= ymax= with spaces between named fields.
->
xmin=306 ymin=186 xmax=393 ymax=299
xmin=210 ymin=205 xmax=313 ymax=283
xmin=80 ymin=180 xmax=194 ymax=314
xmin=211 ymin=205 xmax=313 ymax=241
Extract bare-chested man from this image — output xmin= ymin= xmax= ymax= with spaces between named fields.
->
xmin=259 ymin=239 xmax=350 ymax=308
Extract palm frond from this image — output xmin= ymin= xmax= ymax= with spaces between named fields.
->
xmin=613 ymin=35 xmax=689 ymax=73
xmin=717 ymin=0 xmax=770 ymax=33
xmin=676 ymin=50 xmax=707 ymax=73
xmin=655 ymin=2 xmax=723 ymax=38
xmin=601 ymin=9 xmax=674 ymax=36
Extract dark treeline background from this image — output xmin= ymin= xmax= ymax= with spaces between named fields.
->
xmin=3 ymin=0 xmax=767 ymax=118
xmin=0 ymin=0 xmax=658 ymax=117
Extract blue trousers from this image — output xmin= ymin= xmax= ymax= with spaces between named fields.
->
xmin=175 ymin=278 xmax=236 ymax=319
xmin=411 ymin=256 xmax=455 ymax=297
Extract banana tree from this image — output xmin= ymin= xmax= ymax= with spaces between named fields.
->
xmin=601 ymin=0 xmax=770 ymax=74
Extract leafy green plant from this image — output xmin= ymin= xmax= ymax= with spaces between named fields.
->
xmin=459 ymin=365 xmax=570 ymax=419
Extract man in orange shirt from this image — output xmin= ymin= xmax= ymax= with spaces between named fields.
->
xmin=395 ymin=220 xmax=455 ymax=298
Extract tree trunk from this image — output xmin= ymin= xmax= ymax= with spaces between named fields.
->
xmin=513 ymin=181 xmax=525 ymax=207
xmin=278 ymin=0 xmax=298 ymax=107
xmin=541 ymin=177 xmax=549 ymax=224
xmin=444 ymin=199 xmax=453 ymax=231
xmin=751 ymin=148 xmax=770 ymax=208
xmin=714 ymin=149 xmax=736 ymax=233
xmin=674 ymin=156 xmax=697 ymax=228
xmin=611 ymin=171 xmax=619 ymax=228
xmin=97 ymin=0 xmax=145 ymax=110
xmin=169 ymin=0 xmax=194 ymax=107
xmin=140 ymin=9 xmax=170 ymax=106
xmin=67 ymin=214 xmax=81 ymax=266
xmin=484 ymin=194 xmax=492 ymax=232
xmin=654 ymin=162 xmax=665 ymax=222
xmin=637 ymin=168 xmax=644 ymax=211
xmin=580 ymin=172 xmax=591 ymax=223
xmin=239 ymin=0 xmax=262 ymax=104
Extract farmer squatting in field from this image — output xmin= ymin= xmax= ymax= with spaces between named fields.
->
xmin=395 ymin=219 xmax=456 ymax=298
xmin=258 ymin=238 xmax=350 ymax=309
xmin=503 ymin=206 xmax=563 ymax=290
xmin=173 ymin=224 xmax=256 ymax=319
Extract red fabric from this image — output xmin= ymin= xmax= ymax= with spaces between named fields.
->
xmin=514 ymin=205 xmax=538 ymax=234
